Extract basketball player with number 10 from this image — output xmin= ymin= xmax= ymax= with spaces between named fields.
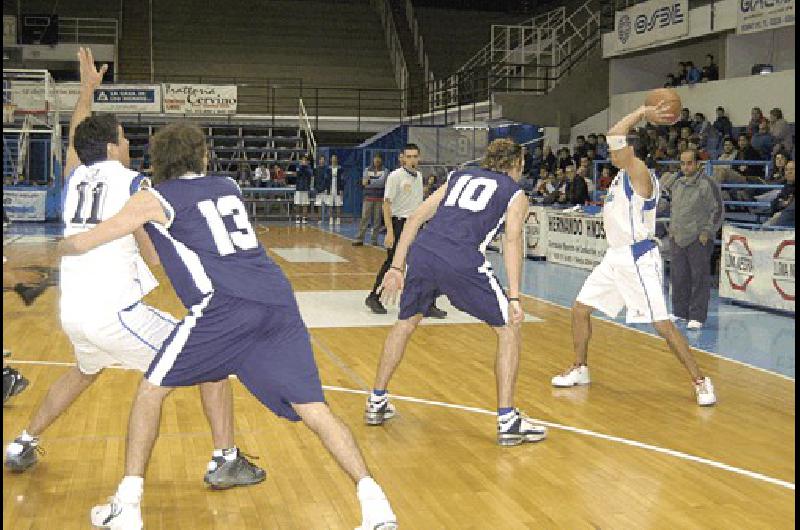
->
xmin=365 ymin=138 xmax=548 ymax=446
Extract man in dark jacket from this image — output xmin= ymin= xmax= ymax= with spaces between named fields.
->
xmin=294 ymin=155 xmax=313 ymax=224
xmin=559 ymin=165 xmax=589 ymax=205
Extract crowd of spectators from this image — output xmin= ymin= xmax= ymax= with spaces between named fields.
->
xmin=518 ymin=103 xmax=794 ymax=224
xmin=664 ymin=55 xmax=720 ymax=87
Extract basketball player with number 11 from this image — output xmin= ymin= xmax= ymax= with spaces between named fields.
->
xmin=365 ymin=138 xmax=548 ymax=446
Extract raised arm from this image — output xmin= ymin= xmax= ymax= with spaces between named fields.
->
xmin=608 ymin=102 xmax=674 ymax=198
xmin=59 ymin=191 xmax=168 ymax=256
xmin=64 ymin=47 xmax=108 ymax=178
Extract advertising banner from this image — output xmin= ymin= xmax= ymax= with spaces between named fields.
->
xmin=720 ymin=225 xmax=794 ymax=312
xmin=3 ymin=188 xmax=47 ymax=221
xmin=93 ymin=85 xmax=161 ymax=113
xmin=737 ymin=0 xmax=795 ymax=34
xmin=162 ymin=83 xmax=237 ymax=114
xmin=613 ymin=0 xmax=689 ymax=52
xmin=525 ymin=205 xmax=550 ymax=258
xmin=545 ymin=210 xmax=608 ymax=270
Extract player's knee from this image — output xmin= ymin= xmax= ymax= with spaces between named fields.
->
xmin=136 ymin=378 xmax=173 ymax=402
xmin=572 ymin=301 xmax=592 ymax=317
xmin=293 ymin=401 xmax=333 ymax=429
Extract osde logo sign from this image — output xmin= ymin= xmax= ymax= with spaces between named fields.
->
xmin=619 ymin=2 xmax=684 ymax=43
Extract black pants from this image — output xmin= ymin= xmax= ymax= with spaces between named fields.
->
xmin=670 ymin=238 xmax=714 ymax=323
xmin=371 ymin=216 xmax=406 ymax=295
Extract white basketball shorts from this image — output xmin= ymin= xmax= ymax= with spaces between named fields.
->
xmin=576 ymin=244 xmax=669 ymax=324
xmin=61 ymin=301 xmax=178 ymax=374
xmin=294 ymin=191 xmax=310 ymax=206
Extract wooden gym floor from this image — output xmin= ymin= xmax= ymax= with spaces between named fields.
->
xmin=2 ymin=225 xmax=795 ymax=529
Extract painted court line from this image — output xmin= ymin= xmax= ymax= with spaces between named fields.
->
xmin=7 ymin=358 xmax=794 ymax=491
xmin=317 ymin=225 xmax=794 ymax=382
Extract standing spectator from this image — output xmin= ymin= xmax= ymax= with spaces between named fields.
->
xmin=768 ymin=108 xmax=793 ymax=155
xmin=293 ymin=155 xmax=313 ymax=224
xmin=751 ymin=121 xmax=776 ymax=160
xmin=543 ymin=145 xmax=557 ymax=173
xmin=313 ymin=155 xmax=328 ymax=221
xmin=702 ymin=54 xmax=719 ymax=81
xmin=685 ymin=61 xmax=702 ymax=84
xmin=676 ymin=108 xmax=693 ymax=132
xmin=596 ymin=134 xmax=609 ymax=160
xmin=323 ymin=154 xmax=344 ymax=225
xmin=364 ymin=143 xmax=445 ymax=319
xmin=712 ymin=107 xmax=733 ymax=140
xmin=661 ymin=149 xmax=723 ymax=329
xmin=747 ymin=107 xmax=766 ymax=137
xmin=354 ymin=154 xmax=388 ymax=246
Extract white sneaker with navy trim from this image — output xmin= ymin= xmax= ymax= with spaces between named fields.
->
xmin=90 ymin=496 xmax=142 ymax=529
xmin=551 ymin=365 xmax=590 ymax=387
xmin=694 ymin=377 xmax=716 ymax=406
xmin=497 ymin=409 xmax=547 ymax=446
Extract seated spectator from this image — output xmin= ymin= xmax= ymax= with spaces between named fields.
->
xmin=598 ymin=165 xmax=614 ymax=190
xmin=702 ymin=54 xmax=719 ymax=81
xmin=747 ymin=107 xmax=766 ymax=137
xmin=751 ymin=121 xmax=776 ymax=160
xmin=676 ymin=62 xmax=689 ymax=85
xmin=664 ymin=74 xmax=677 ymax=88
xmin=676 ymin=108 xmax=693 ymax=131
xmin=764 ymin=161 xmax=795 ymax=227
xmin=685 ymin=61 xmax=702 ymax=84
xmin=523 ymin=145 xmax=534 ymax=175
xmin=679 ymin=126 xmax=693 ymax=143
xmin=736 ymin=133 xmax=765 ymax=178
xmin=768 ymin=107 xmax=793 ymax=155
xmin=558 ymin=165 xmax=589 ymax=206
xmin=704 ymin=125 xmax=723 ymax=159
xmin=573 ymin=135 xmax=588 ymax=159
xmin=645 ymin=126 xmax=659 ymax=152
xmin=587 ymin=133 xmax=598 ymax=151
xmin=579 ymin=155 xmax=594 ymax=184
xmin=595 ymin=134 xmax=609 ymax=159
xmin=272 ymin=163 xmax=286 ymax=185
xmin=666 ymin=126 xmax=680 ymax=151
xmin=543 ymin=145 xmax=557 ymax=173
xmin=557 ymin=147 xmax=573 ymax=170
xmin=769 ymin=151 xmax=790 ymax=183
xmin=692 ymin=113 xmax=712 ymax=145
xmin=688 ymin=137 xmax=710 ymax=160
xmin=713 ymin=107 xmax=733 ymax=140
xmin=529 ymin=144 xmax=544 ymax=177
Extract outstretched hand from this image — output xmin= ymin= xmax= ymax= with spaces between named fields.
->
xmin=78 ymin=47 xmax=108 ymax=90
xmin=377 ymin=268 xmax=404 ymax=307
xmin=644 ymin=100 xmax=676 ymax=125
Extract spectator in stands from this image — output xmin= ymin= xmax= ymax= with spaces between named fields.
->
xmin=768 ymin=107 xmax=793 ymax=155
xmin=661 ymin=148 xmax=723 ymax=329
xmin=688 ymin=137 xmax=710 ymax=160
xmin=543 ymin=145 xmax=557 ymax=173
xmin=557 ymin=147 xmax=573 ymax=170
xmin=595 ymin=134 xmax=609 ymax=159
xmin=574 ymin=135 xmax=588 ymax=159
xmin=751 ymin=121 xmax=776 ymax=160
xmin=598 ymin=165 xmax=614 ymax=191
xmin=676 ymin=108 xmax=693 ymax=131
xmin=533 ymin=170 xmax=556 ymax=200
xmin=736 ymin=133 xmax=764 ymax=178
xmin=713 ymin=107 xmax=733 ymax=140
xmin=692 ymin=113 xmax=711 ymax=144
xmin=679 ymin=126 xmax=692 ymax=143
xmin=529 ymin=144 xmax=544 ymax=177
xmin=645 ymin=127 xmax=659 ymax=153
xmin=677 ymin=139 xmax=689 ymax=154
xmin=293 ymin=155 xmax=313 ymax=223
xmin=769 ymin=151 xmax=790 ymax=183
xmin=272 ymin=163 xmax=286 ymax=185
xmin=579 ymin=154 xmax=594 ymax=185
xmin=702 ymin=54 xmax=719 ymax=81
xmin=237 ymin=161 xmax=250 ymax=187
xmin=664 ymin=74 xmax=677 ymax=88
xmin=558 ymin=164 xmax=589 ymax=206
xmin=254 ymin=164 xmax=270 ymax=188
xmin=541 ymin=167 xmax=567 ymax=205
xmin=765 ymin=161 xmax=795 ymax=226
xmin=666 ymin=126 xmax=680 ymax=151
xmin=354 ymin=154 xmax=388 ymax=246
xmin=685 ymin=61 xmax=702 ymax=84
xmin=523 ymin=145 xmax=534 ymax=176
xmin=748 ymin=107 xmax=766 ymax=137
xmin=587 ymin=133 xmax=598 ymax=151
xmin=676 ymin=62 xmax=689 ymax=85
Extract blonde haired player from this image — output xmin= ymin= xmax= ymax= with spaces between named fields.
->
xmin=551 ymin=100 xmax=716 ymax=406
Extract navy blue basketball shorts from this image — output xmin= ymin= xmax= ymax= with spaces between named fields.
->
xmin=398 ymin=247 xmax=509 ymax=327
xmin=145 ymin=292 xmax=325 ymax=421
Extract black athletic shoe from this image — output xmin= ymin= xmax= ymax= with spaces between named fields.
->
xmin=425 ymin=305 xmax=447 ymax=319
xmin=3 ymin=368 xmax=29 ymax=404
xmin=5 ymin=435 xmax=42 ymax=471
xmin=204 ymin=450 xmax=267 ymax=490
xmin=365 ymin=293 xmax=387 ymax=314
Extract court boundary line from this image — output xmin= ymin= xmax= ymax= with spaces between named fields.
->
xmin=311 ymin=225 xmax=795 ymax=382
xmin=6 ymin=359 xmax=794 ymax=492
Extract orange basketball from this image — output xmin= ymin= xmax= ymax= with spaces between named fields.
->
xmin=645 ymin=88 xmax=681 ymax=125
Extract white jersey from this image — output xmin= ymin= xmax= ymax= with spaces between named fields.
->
xmin=60 ymin=160 xmax=157 ymax=316
xmin=602 ymin=169 xmax=659 ymax=249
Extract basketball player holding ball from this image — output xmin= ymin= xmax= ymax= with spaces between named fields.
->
xmin=550 ymin=90 xmax=717 ymax=406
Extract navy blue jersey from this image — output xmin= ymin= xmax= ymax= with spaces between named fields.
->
xmin=144 ymin=174 xmax=294 ymax=308
xmin=415 ymin=168 xmax=523 ymax=269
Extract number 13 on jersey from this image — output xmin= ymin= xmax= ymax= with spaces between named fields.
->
xmin=198 ymin=195 xmax=258 ymax=256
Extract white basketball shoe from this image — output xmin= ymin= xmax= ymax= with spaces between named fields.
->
xmin=551 ymin=364 xmax=591 ymax=387
xmin=694 ymin=377 xmax=716 ymax=406
xmin=90 ymin=496 xmax=142 ymax=529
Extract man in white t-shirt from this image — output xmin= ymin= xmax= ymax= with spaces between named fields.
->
xmin=4 ymin=48 xmax=265 ymax=488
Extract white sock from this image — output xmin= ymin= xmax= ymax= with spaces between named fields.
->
xmin=19 ymin=430 xmax=36 ymax=443
xmin=357 ymin=477 xmax=385 ymax=501
xmin=116 ymin=476 xmax=143 ymax=504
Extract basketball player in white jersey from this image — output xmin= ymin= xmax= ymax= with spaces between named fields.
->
xmin=5 ymin=48 xmax=265 ymax=488
xmin=551 ymin=101 xmax=716 ymax=406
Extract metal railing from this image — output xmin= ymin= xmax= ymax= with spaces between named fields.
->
xmin=370 ymin=0 xmax=409 ymax=114
xmin=405 ymin=0 xmax=434 ymax=83
xmin=298 ymin=98 xmax=317 ymax=162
